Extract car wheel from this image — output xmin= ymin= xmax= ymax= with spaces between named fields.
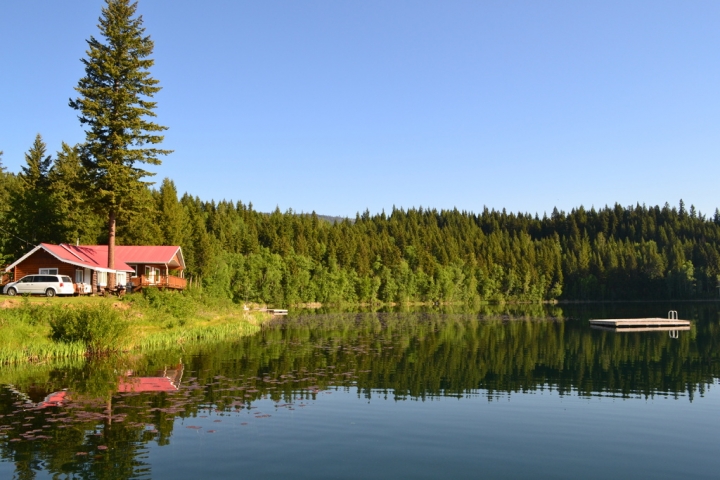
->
xmin=45 ymin=288 xmax=56 ymax=298
xmin=7 ymin=288 xmax=17 ymax=296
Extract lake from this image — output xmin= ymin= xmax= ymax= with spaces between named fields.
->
xmin=1 ymin=302 xmax=719 ymax=479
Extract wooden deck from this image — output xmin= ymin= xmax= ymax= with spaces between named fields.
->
xmin=130 ymin=275 xmax=187 ymax=291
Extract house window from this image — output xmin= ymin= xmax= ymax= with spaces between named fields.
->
xmin=75 ymin=269 xmax=84 ymax=283
xmin=117 ymin=272 xmax=127 ymax=286
xmin=98 ymin=271 xmax=108 ymax=286
xmin=39 ymin=268 xmax=58 ymax=275
xmin=129 ymin=265 xmax=138 ymax=278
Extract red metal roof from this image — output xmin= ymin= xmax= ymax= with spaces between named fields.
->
xmin=37 ymin=244 xmax=183 ymax=272
xmin=112 ymin=245 xmax=184 ymax=267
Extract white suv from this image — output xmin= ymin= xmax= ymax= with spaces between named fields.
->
xmin=3 ymin=274 xmax=75 ymax=297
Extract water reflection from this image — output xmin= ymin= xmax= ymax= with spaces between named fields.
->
xmin=1 ymin=303 xmax=719 ymax=478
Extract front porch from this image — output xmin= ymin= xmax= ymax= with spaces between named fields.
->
xmin=129 ymin=274 xmax=187 ymax=292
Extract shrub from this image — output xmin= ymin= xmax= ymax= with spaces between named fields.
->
xmin=132 ymin=288 xmax=198 ymax=321
xmin=49 ymin=304 xmax=129 ymax=355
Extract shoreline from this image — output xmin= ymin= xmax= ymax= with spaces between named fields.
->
xmin=0 ymin=294 xmax=270 ymax=365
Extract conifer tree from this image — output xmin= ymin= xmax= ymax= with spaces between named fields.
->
xmin=0 ymin=150 xmax=12 ymax=264
xmin=48 ymin=143 xmax=104 ymax=244
xmin=9 ymin=135 xmax=56 ymax=254
xmin=69 ymin=0 xmax=170 ymax=285
xmin=157 ymin=178 xmax=186 ymax=245
xmin=20 ymin=134 xmax=53 ymax=184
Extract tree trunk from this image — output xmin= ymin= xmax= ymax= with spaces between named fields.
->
xmin=108 ymin=210 xmax=116 ymax=288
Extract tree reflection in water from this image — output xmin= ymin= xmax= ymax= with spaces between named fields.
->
xmin=1 ymin=303 xmax=719 ymax=478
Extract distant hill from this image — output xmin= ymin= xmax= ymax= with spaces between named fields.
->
xmin=260 ymin=211 xmax=354 ymax=224
xmin=315 ymin=214 xmax=354 ymax=225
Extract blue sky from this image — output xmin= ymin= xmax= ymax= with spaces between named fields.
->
xmin=1 ymin=0 xmax=719 ymax=218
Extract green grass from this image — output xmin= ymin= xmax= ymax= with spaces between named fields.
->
xmin=0 ymin=290 xmax=266 ymax=364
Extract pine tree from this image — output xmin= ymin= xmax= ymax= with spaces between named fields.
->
xmin=69 ymin=0 xmax=170 ymax=285
xmin=9 ymin=135 xmax=56 ymax=254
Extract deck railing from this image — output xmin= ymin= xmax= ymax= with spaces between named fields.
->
xmin=130 ymin=275 xmax=187 ymax=290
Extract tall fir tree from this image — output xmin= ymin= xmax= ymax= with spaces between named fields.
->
xmin=69 ymin=0 xmax=170 ymax=285
xmin=9 ymin=135 xmax=56 ymax=255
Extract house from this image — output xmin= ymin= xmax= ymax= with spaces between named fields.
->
xmin=3 ymin=243 xmax=186 ymax=293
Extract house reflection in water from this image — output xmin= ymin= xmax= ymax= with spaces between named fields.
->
xmin=5 ymin=364 xmax=184 ymax=409
xmin=118 ymin=364 xmax=184 ymax=393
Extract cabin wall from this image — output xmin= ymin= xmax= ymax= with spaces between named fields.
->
xmin=13 ymin=250 xmax=76 ymax=280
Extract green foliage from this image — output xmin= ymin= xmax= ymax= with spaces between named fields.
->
xmin=0 ymin=150 xmax=11 ymax=264
xmin=0 ymin=299 xmax=87 ymax=363
xmin=169 ymin=200 xmax=720 ymax=305
xmin=7 ymin=135 xmax=56 ymax=255
xmin=157 ymin=178 xmax=186 ymax=245
xmin=131 ymin=288 xmax=197 ymax=323
xmin=47 ymin=142 xmax=104 ymax=245
xmin=49 ymin=304 xmax=129 ymax=355
xmin=3 ymin=296 xmax=59 ymax=326
xmin=0 ymin=139 xmax=105 ymax=260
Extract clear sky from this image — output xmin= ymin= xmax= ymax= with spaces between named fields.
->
xmin=1 ymin=0 xmax=719 ymax=218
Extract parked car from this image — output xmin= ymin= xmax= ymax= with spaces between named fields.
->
xmin=3 ymin=274 xmax=75 ymax=297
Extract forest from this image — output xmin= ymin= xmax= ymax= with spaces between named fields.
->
xmin=1 ymin=138 xmax=720 ymax=306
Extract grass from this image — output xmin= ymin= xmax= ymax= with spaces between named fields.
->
xmin=0 ymin=290 xmax=266 ymax=365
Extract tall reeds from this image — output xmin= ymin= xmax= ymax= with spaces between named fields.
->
xmin=136 ymin=321 xmax=260 ymax=350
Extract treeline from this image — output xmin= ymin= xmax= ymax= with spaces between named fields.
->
xmin=2 ymin=138 xmax=720 ymax=304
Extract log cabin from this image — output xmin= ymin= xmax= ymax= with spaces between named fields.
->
xmin=2 ymin=243 xmax=186 ymax=294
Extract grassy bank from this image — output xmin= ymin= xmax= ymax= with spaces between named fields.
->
xmin=0 ymin=290 xmax=267 ymax=365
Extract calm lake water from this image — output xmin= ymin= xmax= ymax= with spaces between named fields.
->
xmin=1 ymin=302 xmax=719 ymax=479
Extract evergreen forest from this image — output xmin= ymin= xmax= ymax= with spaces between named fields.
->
xmin=2 ymin=140 xmax=720 ymax=306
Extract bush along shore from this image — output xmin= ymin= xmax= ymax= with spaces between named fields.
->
xmin=0 ymin=289 xmax=267 ymax=365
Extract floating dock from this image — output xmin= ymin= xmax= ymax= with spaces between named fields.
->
xmin=589 ymin=311 xmax=690 ymax=331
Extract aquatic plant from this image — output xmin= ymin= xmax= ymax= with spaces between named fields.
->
xmin=137 ymin=321 xmax=261 ymax=350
